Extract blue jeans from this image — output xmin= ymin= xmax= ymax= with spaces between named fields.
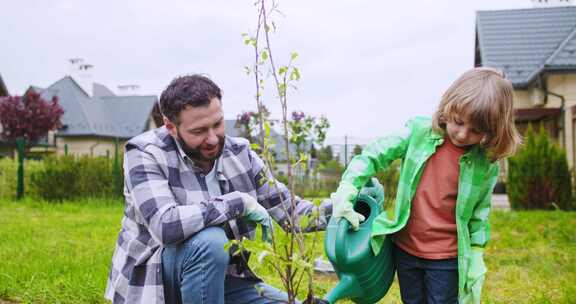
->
xmin=393 ymin=243 xmax=458 ymax=304
xmin=162 ymin=226 xmax=290 ymax=304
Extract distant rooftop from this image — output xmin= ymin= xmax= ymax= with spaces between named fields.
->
xmin=31 ymin=76 xmax=157 ymax=139
xmin=476 ymin=5 xmax=576 ymax=88
xmin=0 ymin=74 xmax=8 ymax=96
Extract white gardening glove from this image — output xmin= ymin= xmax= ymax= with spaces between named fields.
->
xmin=330 ymin=183 xmax=365 ymax=230
xmin=238 ymin=192 xmax=272 ymax=242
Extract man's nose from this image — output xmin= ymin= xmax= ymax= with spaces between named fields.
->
xmin=205 ymin=129 xmax=219 ymax=145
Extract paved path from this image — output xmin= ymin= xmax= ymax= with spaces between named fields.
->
xmin=492 ymin=194 xmax=510 ymax=211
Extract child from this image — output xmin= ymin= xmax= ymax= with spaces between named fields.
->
xmin=331 ymin=67 xmax=521 ymax=304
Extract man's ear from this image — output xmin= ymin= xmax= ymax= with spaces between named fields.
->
xmin=163 ymin=116 xmax=178 ymax=137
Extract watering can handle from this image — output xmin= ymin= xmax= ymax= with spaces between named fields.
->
xmin=335 ymin=191 xmax=363 ymax=264
xmin=335 ymin=217 xmax=350 ymax=264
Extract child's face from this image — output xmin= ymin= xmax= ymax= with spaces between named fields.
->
xmin=445 ymin=116 xmax=485 ymax=148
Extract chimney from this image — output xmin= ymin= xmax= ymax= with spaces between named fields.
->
xmin=117 ymin=84 xmax=141 ymax=96
xmin=68 ymin=58 xmax=83 ymax=75
xmin=68 ymin=58 xmax=95 ymax=97
xmin=531 ymin=0 xmax=574 ymax=7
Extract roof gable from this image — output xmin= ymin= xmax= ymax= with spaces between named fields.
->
xmin=93 ymin=82 xmax=117 ymax=98
xmin=0 ymin=74 xmax=8 ymax=96
xmin=546 ymin=26 xmax=576 ymax=67
xmin=36 ymin=76 xmax=157 ymax=139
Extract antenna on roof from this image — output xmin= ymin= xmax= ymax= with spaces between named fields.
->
xmin=117 ymin=84 xmax=141 ymax=96
xmin=67 ymin=58 xmax=95 ymax=97
xmin=531 ymin=0 xmax=574 ymax=7
xmin=79 ymin=64 xmax=94 ymax=71
xmin=68 ymin=58 xmax=83 ymax=76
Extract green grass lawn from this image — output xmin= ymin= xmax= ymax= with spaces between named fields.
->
xmin=0 ymin=198 xmax=574 ymax=303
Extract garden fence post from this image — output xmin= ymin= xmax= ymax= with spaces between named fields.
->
xmin=16 ymin=136 xmax=26 ymax=200
xmin=113 ymin=138 xmax=121 ymax=198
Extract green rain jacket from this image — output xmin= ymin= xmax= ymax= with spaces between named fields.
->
xmin=335 ymin=117 xmax=499 ymax=303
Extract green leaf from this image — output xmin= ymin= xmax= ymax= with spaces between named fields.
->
xmin=279 ymin=66 xmax=287 ymax=75
xmin=278 ymin=83 xmax=287 ymax=96
xmin=290 ymin=52 xmax=298 ymax=61
xmin=258 ymin=250 xmax=270 ymax=263
xmin=289 ymin=67 xmax=300 ymax=81
xmin=299 ymin=214 xmax=310 ymax=230
xmin=243 ymin=35 xmax=254 ymax=45
xmin=264 ymin=120 xmax=271 ymax=138
xmin=261 ymin=50 xmax=269 ymax=61
xmin=250 ymin=143 xmax=261 ymax=151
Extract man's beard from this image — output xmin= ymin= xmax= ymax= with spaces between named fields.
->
xmin=176 ymin=131 xmax=225 ymax=163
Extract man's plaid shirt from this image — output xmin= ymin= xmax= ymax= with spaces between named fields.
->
xmin=105 ymin=126 xmax=332 ymax=303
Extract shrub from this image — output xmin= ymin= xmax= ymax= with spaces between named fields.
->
xmin=507 ymin=125 xmax=573 ymax=210
xmin=76 ymin=156 xmax=116 ymax=198
xmin=31 ymin=155 xmax=78 ymax=201
xmin=0 ymin=157 xmax=43 ymax=199
xmin=30 ymin=155 xmax=122 ymax=201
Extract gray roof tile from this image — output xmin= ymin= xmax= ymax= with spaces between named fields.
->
xmin=476 ymin=6 xmax=576 ymax=87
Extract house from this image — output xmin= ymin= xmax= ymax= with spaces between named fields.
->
xmin=22 ymin=76 xmax=159 ymax=157
xmin=475 ymin=2 xmax=576 ymax=168
xmin=0 ymin=74 xmax=8 ymax=97
xmin=0 ymin=74 xmax=12 ymax=156
xmin=1 ymin=67 xmax=296 ymax=164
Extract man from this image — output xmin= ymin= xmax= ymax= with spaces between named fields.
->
xmin=105 ymin=75 xmax=332 ymax=303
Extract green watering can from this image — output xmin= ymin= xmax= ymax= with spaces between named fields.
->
xmin=324 ymin=178 xmax=395 ymax=304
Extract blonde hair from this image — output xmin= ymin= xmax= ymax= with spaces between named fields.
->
xmin=432 ymin=67 xmax=522 ymax=161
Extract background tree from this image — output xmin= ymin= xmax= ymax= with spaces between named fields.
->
xmin=507 ymin=124 xmax=572 ymax=210
xmin=0 ymin=91 xmax=64 ymax=198
xmin=288 ymin=111 xmax=329 ymax=156
xmin=231 ymin=1 xmax=330 ymax=302
xmin=353 ymin=144 xmax=363 ymax=156
xmin=235 ymin=105 xmax=271 ymax=143
xmin=318 ymin=145 xmax=334 ymax=164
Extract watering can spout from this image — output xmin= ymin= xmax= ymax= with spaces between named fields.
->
xmin=324 ymin=274 xmax=362 ymax=304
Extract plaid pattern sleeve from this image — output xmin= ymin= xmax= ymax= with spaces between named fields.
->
xmin=249 ymin=149 xmax=332 ymax=232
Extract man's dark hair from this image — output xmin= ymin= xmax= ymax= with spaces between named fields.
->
xmin=159 ymin=74 xmax=222 ymax=124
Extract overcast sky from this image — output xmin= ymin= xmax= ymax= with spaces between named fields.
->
xmin=1 ymin=0 xmax=531 ymax=144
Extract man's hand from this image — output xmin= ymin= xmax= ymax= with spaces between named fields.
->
xmin=238 ymin=192 xmax=272 ymax=242
xmin=331 ymin=192 xmax=365 ymax=230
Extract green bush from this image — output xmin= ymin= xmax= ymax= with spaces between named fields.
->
xmin=30 ymin=155 xmax=122 ymax=201
xmin=76 ymin=156 xmax=116 ymax=197
xmin=31 ymin=155 xmax=78 ymax=201
xmin=507 ymin=125 xmax=573 ymax=210
xmin=0 ymin=157 xmax=43 ymax=199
